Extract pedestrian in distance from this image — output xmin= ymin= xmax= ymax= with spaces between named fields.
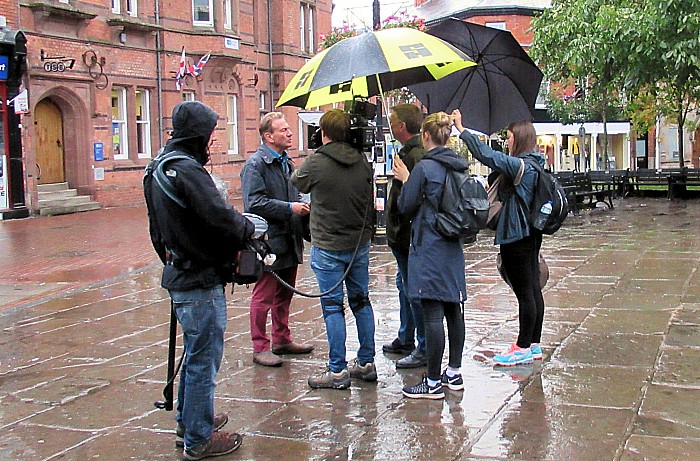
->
xmin=241 ymin=112 xmax=314 ymax=368
xmin=384 ymin=103 xmax=428 ymax=369
xmin=393 ymin=111 xmax=467 ymax=400
xmin=453 ymin=109 xmax=546 ymax=366
xmin=143 ymin=101 xmax=254 ymax=459
xmin=290 ymin=108 xmax=377 ymax=390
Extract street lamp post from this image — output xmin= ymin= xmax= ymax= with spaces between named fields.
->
xmin=371 ymin=0 xmax=389 ymax=245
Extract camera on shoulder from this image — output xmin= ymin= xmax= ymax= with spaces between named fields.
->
xmin=307 ymin=99 xmax=377 ymax=153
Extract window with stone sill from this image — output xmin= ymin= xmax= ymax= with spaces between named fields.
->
xmin=193 ymin=0 xmax=213 ymax=27
xmin=300 ymin=2 xmax=315 ymax=54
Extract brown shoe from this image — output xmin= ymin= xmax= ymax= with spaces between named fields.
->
xmin=183 ymin=431 xmax=243 ymax=460
xmin=271 ymin=342 xmax=315 ymax=355
xmin=176 ymin=413 xmax=228 ymax=448
xmin=253 ymin=350 xmax=283 ymax=367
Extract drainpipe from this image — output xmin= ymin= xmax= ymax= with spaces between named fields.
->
xmin=267 ymin=0 xmax=273 ymax=111
xmin=155 ymin=0 xmax=164 ymax=144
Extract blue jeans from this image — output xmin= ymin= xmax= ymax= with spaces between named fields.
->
xmin=310 ymin=243 xmax=375 ymax=373
xmin=170 ymin=285 xmax=227 ymax=450
xmin=391 ymin=247 xmax=426 ymax=353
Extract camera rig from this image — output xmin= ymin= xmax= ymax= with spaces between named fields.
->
xmin=307 ymin=99 xmax=378 ymax=153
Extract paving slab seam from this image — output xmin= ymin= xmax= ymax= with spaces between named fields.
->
xmin=0 ymin=261 xmax=162 ymax=316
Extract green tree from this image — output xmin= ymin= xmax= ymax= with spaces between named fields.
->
xmin=531 ymin=0 xmax=639 ymax=167
xmin=627 ymin=0 xmax=700 ymax=167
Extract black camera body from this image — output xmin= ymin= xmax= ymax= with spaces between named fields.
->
xmin=307 ymin=99 xmax=377 ymax=153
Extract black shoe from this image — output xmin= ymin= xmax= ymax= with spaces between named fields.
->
xmin=382 ymin=338 xmax=414 ymax=355
xmin=395 ymin=349 xmax=427 ymax=369
xmin=402 ymin=374 xmax=444 ymax=400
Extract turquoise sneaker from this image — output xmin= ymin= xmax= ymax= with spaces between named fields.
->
xmin=531 ymin=343 xmax=543 ymax=360
xmin=493 ymin=343 xmax=533 ymax=366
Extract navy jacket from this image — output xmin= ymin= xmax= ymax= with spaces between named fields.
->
xmin=460 ymin=129 xmax=544 ymax=245
xmin=398 ymin=147 xmax=467 ymax=304
xmin=241 ymin=145 xmax=305 ymax=271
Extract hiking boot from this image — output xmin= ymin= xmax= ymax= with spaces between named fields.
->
xmin=253 ymin=350 xmax=283 ymax=367
xmin=402 ymin=374 xmax=444 ymax=400
xmin=440 ymin=370 xmax=465 ymax=391
xmin=348 ymin=358 xmax=377 ymax=382
xmin=493 ymin=343 xmax=533 ymax=367
xmin=271 ymin=342 xmax=315 ymax=355
xmin=176 ymin=413 xmax=229 ymax=448
xmin=308 ymin=367 xmax=351 ymax=389
xmin=395 ymin=349 xmax=427 ymax=369
xmin=382 ymin=338 xmax=414 ymax=355
xmin=183 ymin=431 xmax=243 ymax=460
xmin=531 ymin=343 xmax=543 ymax=360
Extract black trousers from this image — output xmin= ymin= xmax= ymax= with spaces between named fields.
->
xmin=421 ymin=299 xmax=465 ymax=381
xmin=500 ymin=233 xmax=544 ymax=348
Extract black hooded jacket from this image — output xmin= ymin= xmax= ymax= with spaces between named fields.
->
xmin=144 ymin=101 xmax=254 ymax=291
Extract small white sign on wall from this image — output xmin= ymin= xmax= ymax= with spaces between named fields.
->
xmin=94 ymin=167 xmax=105 ymax=181
xmin=224 ymin=37 xmax=240 ymax=50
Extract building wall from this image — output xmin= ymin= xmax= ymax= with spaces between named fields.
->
xmin=12 ymin=0 xmax=331 ymax=212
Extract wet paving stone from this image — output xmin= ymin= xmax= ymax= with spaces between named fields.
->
xmin=0 ymin=198 xmax=700 ymax=459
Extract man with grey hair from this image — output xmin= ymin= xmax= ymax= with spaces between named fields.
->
xmin=241 ymin=112 xmax=314 ymax=367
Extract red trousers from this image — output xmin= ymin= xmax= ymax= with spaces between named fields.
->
xmin=250 ymin=266 xmax=297 ymax=353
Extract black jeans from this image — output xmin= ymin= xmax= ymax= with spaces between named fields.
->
xmin=500 ymin=233 xmax=544 ymax=348
xmin=421 ymin=299 xmax=465 ymax=381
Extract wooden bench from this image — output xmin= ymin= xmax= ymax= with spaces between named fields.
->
xmin=668 ymin=168 xmax=700 ymax=199
xmin=587 ymin=170 xmax=629 ymax=198
xmin=628 ymin=168 xmax=681 ymax=197
xmin=558 ymin=172 xmax=614 ymax=215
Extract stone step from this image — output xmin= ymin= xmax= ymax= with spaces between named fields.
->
xmin=38 ymin=189 xmax=79 ymax=200
xmin=38 ymin=201 xmax=101 ymax=217
xmin=36 ymin=182 xmax=70 ymax=193
xmin=37 ymin=195 xmax=93 ymax=209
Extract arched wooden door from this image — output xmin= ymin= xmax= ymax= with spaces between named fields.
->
xmin=34 ymin=99 xmax=65 ymax=184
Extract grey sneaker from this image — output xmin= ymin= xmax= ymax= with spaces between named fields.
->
xmin=176 ymin=413 xmax=229 ymax=448
xmin=183 ymin=431 xmax=243 ymax=460
xmin=348 ymin=358 xmax=377 ymax=382
xmin=402 ymin=374 xmax=445 ymax=400
xmin=308 ymin=367 xmax=351 ymax=389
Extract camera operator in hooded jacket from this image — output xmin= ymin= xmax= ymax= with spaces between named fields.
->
xmin=144 ymin=101 xmax=253 ymax=460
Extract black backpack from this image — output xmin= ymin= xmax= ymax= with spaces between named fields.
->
xmin=518 ymin=159 xmax=569 ymax=235
xmin=429 ymin=159 xmax=490 ymax=241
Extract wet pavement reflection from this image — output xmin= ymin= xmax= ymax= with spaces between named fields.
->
xmin=1 ymin=198 xmax=699 ymax=460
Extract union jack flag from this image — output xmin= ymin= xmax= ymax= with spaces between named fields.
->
xmin=192 ymin=52 xmax=211 ymax=77
xmin=175 ymin=47 xmax=186 ymax=90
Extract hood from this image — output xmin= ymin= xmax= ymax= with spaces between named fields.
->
xmin=522 ymin=152 xmax=546 ymax=169
xmin=167 ymin=101 xmax=219 ymax=165
xmin=424 ymin=147 xmax=470 ymax=172
xmin=317 ymin=142 xmax=364 ymax=166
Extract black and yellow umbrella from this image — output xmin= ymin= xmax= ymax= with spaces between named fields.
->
xmin=276 ymin=27 xmax=475 ymax=109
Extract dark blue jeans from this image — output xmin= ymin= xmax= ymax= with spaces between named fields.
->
xmin=171 ymin=285 xmax=227 ymax=450
xmin=310 ymin=243 xmax=375 ymax=373
xmin=391 ymin=247 xmax=425 ymax=353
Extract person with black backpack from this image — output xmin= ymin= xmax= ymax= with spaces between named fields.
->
xmin=453 ymin=109 xmax=546 ymax=367
xmin=393 ymin=112 xmax=467 ymax=400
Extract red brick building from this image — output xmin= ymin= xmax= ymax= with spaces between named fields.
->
xmin=0 ymin=0 xmax=331 ymax=215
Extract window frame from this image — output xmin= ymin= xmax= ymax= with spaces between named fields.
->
xmin=192 ymin=0 xmax=214 ymax=27
xmin=111 ymin=86 xmax=129 ymax=160
xmin=223 ymin=0 xmax=232 ymax=30
xmin=136 ymin=88 xmax=152 ymax=159
xmin=126 ymin=0 xmax=137 ymax=17
xmin=227 ymin=94 xmax=239 ymax=155
xmin=111 ymin=0 xmax=120 ymax=14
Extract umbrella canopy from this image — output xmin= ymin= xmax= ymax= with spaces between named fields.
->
xmin=409 ymin=18 xmax=544 ymax=134
xmin=277 ymin=27 xmax=475 ymax=109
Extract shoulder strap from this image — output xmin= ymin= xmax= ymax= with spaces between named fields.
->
xmin=151 ymin=153 xmax=196 ymax=208
xmin=513 ymin=158 xmax=525 ymax=186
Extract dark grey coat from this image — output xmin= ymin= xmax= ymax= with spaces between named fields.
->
xmin=398 ymin=147 xmax=467 ymax=304
xmin=241 ymin=144 xmax=305 ymax=271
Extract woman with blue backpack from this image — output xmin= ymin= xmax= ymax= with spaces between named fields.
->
xmin=393 ymin=112 xmax=467 ymax=399
xmin=452 ymin=109 xmax=545 ymax=367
